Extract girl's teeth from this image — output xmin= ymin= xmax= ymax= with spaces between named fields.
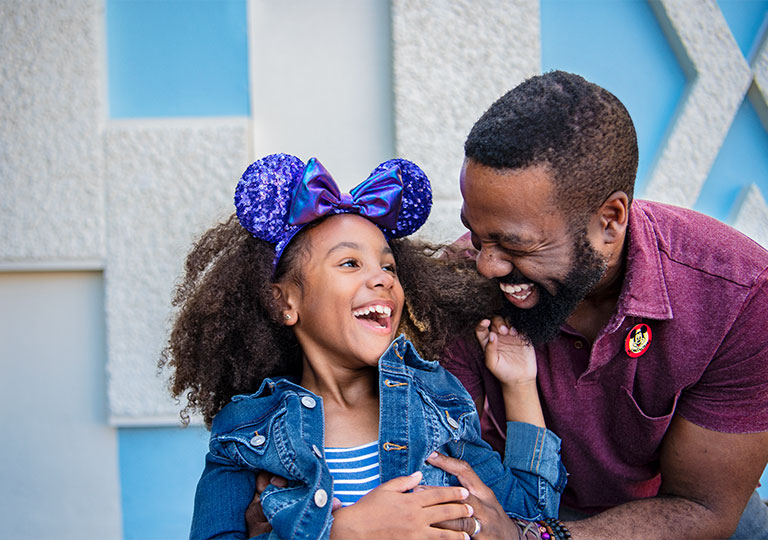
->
xmin=353 ymin=305 xmax=392 ymax=318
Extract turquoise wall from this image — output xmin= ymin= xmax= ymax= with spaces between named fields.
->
xmin=109 ymin=1 xmax=768 ymax=537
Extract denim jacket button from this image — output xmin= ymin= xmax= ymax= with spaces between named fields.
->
xmin=250 ymin=435 xmax=266 ymax=447
xmin=312 ymin=444 xmax=322 ymax=458
xmin=313 ymin=489 xmax=328 ymax=507
xmin=447 ymin=415 xmax=459 ymax=430
xmin=301 ymin=396 xmax=317 ymax=409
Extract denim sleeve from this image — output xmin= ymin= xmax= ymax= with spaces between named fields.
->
xmin=461 ymin=420 xmax=566 ymax=521
xmin=502 ymin=422 xmax=567 ymax=513
xmin=189 ymin=449 xmax=258 ymax=540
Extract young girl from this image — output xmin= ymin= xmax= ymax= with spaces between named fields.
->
xmin=162 ymin=154 xmax=566 ymax=540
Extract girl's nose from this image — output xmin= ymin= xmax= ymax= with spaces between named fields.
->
xmin=368 ymin=267 xmax=395 ymax=288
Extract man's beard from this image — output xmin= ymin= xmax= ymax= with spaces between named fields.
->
xmin=500 ymin=235 xmax=607 ymax=346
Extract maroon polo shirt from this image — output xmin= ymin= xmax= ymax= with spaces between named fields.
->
xmin=444 ymin=200 xmax=768 ymax=514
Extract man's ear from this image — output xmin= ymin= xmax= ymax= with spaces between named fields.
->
xmin=596 ymin=191 xmax=629 ymax=245
xmin=271 ymin=282 xmax=299 ymax=326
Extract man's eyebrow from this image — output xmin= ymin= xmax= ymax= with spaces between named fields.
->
xmin=459 ymin=212 xmax=530 ymax=246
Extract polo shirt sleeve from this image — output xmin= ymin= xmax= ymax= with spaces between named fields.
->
xmin=442 ymin=335 xmax=485 ymax=401
xmin=676 ymin=269 xmax=768 ymax=433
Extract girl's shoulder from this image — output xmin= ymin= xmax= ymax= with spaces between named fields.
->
xmin=210 ymin=376 xmax=307 ymax=436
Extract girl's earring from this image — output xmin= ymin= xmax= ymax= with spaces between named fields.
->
xmin=284 ymin=313 xmax=292 ymax=320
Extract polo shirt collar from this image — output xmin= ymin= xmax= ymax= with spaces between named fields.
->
xmin=616 ymin=200 xmax=673 ymax=321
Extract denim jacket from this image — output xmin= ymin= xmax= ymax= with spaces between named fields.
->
xmin=190 ymin=335 xmax=566 ymax=540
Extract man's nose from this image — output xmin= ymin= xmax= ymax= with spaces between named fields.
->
xmin=476 ymin=247 xmax=513 ymax=279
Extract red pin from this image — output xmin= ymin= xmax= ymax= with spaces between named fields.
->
xmin=625 ymin=323 xmax=652 ymax=358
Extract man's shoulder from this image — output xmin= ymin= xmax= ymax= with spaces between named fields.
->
xmin=631 ymin=200 xmax=768 ymax=287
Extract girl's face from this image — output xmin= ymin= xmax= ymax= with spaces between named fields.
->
xmin=281 ymin=214 xmax=405 ymax=368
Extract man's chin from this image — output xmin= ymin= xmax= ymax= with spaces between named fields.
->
xmin=501 ymin=300 xmax=572 ymax=346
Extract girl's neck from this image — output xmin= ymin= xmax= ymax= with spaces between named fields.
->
xmin=300 ymin=356 xmax=380 ymax=448
xmin=300 ymin=356 xmax=378 ymax=408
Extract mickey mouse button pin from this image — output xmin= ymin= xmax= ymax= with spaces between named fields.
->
xmin=625 ymin=323 xmax=652 ymax=358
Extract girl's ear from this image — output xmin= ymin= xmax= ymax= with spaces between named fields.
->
xmin=272 ymin=283 xmax=299 ymax=326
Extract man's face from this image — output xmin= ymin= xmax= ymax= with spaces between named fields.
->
xmin=459 ymin=160 xmax=607 ymax=345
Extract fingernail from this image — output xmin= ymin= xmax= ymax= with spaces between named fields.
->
xmin=410 ymin=470 xmax=423 ymax=479
xmin=463 ymin=533 xmax=470 ymax=540
xmin=460 ymin=487 xmax=469 ymax=499
xmin=489 ymin=333 xmax=496 ymax=342
xmin=500 ymin=325 xmax=509 ymax=333
xmin=428 ymin=451 xmax=438 ymax=459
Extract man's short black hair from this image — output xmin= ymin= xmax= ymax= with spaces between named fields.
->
xmin=464 ymin=70 xmax=638 ymax=227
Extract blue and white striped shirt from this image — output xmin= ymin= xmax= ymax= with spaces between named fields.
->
xmin=324 ymin=441 xmax=381 ymax=507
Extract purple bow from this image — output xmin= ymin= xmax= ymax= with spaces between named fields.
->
xmin=288 ymin=158 xmax=403 ymax=229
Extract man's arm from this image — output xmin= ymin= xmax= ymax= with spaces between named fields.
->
xmin=429 ymin=418 xmax=768 ymax=539
xmin=565 ymin=415 xmax=768 ymax=539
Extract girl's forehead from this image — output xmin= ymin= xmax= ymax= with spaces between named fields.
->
xmin=296 ymin=215 xmax=390 ymax=265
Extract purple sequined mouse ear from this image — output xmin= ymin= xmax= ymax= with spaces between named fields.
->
xmin=234 ymin=153 xmax=306 ymax=254
xmin=367 ymin=158 xmax=432 ymax=238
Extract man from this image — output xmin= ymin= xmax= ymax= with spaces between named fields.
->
xmin=441 ymin=70 xmax=768 ymax=539
xmin=246 ymin=71 xmax=768 ymax=539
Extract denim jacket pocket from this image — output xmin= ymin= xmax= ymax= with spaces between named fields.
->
xmin=218 ymin=405 xmax=289 ymax=470
xmin=419 ymin=389 xmax=476 ymax=443
xmin=610 ymin=386 xmax=679 ymax=466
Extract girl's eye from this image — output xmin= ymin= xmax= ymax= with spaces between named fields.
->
xmin=382 ymin=264 xmax=397 ymax=274
xmin=340 ymin=259 xmax=359 ymax=268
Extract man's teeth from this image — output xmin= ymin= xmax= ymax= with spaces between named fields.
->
xmin=353 ymin=305 xmax=392 ymax=318
xmin=500 ymin=282 xmax=533 ymax=299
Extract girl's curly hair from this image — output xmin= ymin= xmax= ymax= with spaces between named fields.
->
xmin=160 ymin=214 xmax=502 ymax=427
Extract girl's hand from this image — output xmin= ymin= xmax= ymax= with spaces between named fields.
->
xmin=476 ymin=317 xmax=545 ymax=427
xmin=330 ymin=471 xmax=474 ymax=540
xmin=475 ymin=317 xmax=537 ymax=386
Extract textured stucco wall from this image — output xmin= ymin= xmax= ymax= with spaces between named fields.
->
xmin=392 ymin=0 xmax=541 ymax=243
xmin=0 ymin=0 xmax=105 ymax=264
xmin=104 ymin=120 xmax=249 ymax=421
xmin=645 ymin=0 xmax=768 ymax=248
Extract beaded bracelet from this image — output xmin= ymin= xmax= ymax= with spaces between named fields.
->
xmin=538 ymin=518 xmax=572 ymax=539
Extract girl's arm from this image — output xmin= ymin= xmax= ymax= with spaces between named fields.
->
xmin=191 ymin=452 xmax=262 ymax=540
xmin=475 ymin=318 xmax=544 ymax=428
xmin=444 ymin=319 xmax=565 ymax=521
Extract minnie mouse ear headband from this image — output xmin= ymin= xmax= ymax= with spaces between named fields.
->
xmin=234 ymin=153 xmax=432 ymax=270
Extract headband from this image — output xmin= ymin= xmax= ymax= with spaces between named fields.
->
xmin=234 ymin=153 xmax=432 ymax=269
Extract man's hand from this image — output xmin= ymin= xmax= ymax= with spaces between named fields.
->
xmin=245 ymin=471 xmax=289 ymax=537
xmin=427 ymin=452 xmax=520 ymax=540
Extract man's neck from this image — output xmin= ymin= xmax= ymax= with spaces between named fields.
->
xmin=566 ymin=244 xmax=627 ymax=343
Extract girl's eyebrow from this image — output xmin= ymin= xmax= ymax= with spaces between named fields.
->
xmin=326 ymin=242 xmax=393 ymax=257
xmin=326 ymin=241 xmax=360 ymax=257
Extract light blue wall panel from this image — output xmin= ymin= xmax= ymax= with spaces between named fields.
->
xmin=119 ymin=427 xmax=209 ymax=540
xmin=695 ymin=97 xmax=768 ymax=222
xmin=107 ymin=0 xmax=249 ymax=118
xmin=541 ymin=0 xmax=686 ymax=197
xmin=696 ymin=1 xmax=768 ymax=222
xmin=718 ymin=0 xmax=768 ymax=59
